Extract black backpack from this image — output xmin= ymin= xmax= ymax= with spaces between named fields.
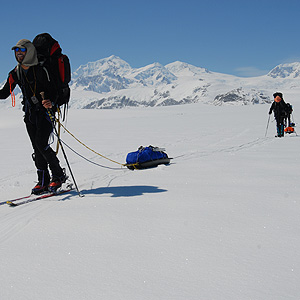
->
xmin=32 ymin=33 xmax=71 ymax=108
xmin=286 ymin=103 xmax=293 ymax=114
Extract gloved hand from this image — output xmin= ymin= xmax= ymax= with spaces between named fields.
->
xmin=42 ymin=99 xmax=53 ymax=109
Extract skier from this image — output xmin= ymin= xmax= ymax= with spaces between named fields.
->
xmin=268 ymin=92 xmax=288 ymax=137
xmin=0 ymin=39 xmax=67 ymax=194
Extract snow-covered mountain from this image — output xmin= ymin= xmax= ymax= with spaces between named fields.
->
xmin=267 ymin=62 xmax=300 ymax=79
xmin=2 ymin=56 xmax=300 ymax=109
xmin=69 ymin=56 xmax=300 ymax=109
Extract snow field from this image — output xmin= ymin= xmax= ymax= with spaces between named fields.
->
xmin=0 ymin=100 xmax=300 ymax=300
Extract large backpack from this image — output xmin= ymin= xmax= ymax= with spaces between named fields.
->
xmin=286 ymin=103 xmax=293 ymax=114
xmin=32 ymin=33 xmax=71 ymax=109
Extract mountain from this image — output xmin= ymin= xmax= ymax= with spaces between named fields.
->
xmin=69 ymin=56 xmax=300 ymax=109
xmin=72 ymin=55 xmax=132 ymax=79
xmin=2 ymin=56 xmax=300 ymax=109
xmin=213 ymin=88 xmax=271 ymax=106
xmin=71 ymin=55 xmax=133 ymax=93
xmin=267 ymin=62 xmax=300 ymax=78
xmin=165 ymin=61 xmax=211 ymax=76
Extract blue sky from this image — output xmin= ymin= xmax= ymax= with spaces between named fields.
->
xmin=1 ymin=0 xmax=300 ymax=80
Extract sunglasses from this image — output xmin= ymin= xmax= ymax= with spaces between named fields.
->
xmin=14 ymin=47 xmax=27 ymax=52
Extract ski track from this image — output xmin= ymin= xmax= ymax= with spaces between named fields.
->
xmin=81 ymin=169 xmax=130 ymax=193
xmin=0 ymin=168 xmax=34 ymax=184
xmin=0 ymin=133 xmax=278 ymax=198
xmin=177 ymin=136 xmax=275 ymax=161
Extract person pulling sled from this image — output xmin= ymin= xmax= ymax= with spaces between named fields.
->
xmin=0 ymin=38 xmax=67 ymax=194
xmin=268 ymin=92 xmax=289 ymax=137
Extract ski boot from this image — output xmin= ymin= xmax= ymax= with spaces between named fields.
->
xmin=48 ymin=169 xmax=68 ymax=193
xmin=32 ymin=169 xmax=50 ymax=195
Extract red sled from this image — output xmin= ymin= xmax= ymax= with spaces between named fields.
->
xmin=284 ymin=127 xmax=295 ymax=134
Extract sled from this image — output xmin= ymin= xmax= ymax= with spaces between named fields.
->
xmin=125 ymin=146 xmax=171 ymax=170
xmin=284 ymin=126 xmax=295 ymax=134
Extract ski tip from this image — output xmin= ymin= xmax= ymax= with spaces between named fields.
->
xmin=7 ymin=201 xmax=17 ymax=207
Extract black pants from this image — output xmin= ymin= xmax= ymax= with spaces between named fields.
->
xmin=25 ymin=109 xmax=63 ymax=178
xmin=275 ymin=116 xmax=285 ymax=137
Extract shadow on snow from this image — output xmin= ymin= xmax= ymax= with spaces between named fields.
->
xmin=79 ymin=185 xmax=168 ymax=198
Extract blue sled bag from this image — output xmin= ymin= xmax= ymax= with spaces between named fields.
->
xmin=126 ymin=145 xmax=171 ymax=170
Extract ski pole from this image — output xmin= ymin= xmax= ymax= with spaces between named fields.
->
xmin=40 ymin=92 xmax=84 ymax=197
xmin=265 ymin=114 xmax=271 ymax=137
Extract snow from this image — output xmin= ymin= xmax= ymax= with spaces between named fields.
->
xmin=1 ymin=98 xmax=300 ymax=299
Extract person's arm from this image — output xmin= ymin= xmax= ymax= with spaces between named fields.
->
xmin=0 ymin=73 xmax=16 ymax=99
xmin=269 ymin=102 xmax=274 ymax=114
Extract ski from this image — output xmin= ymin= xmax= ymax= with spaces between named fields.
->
xmin=0 ymin=194 xmax=32 ymax=206
xmin=6 ymin=188 xmax=73 ymax=207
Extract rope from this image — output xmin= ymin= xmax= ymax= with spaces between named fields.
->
xmin=56 ymin=108 xmax=61 ymax=154
xmin=59 ymin=138 xmax=125 ymax=170
xmin=54 ymin=115 xmax=138 ymax=169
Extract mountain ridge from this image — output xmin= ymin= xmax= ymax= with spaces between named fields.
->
xmin=69 ymin=56 xmax=300 ymax=108
xmin=2 ymin=56 xmax=300 ymax=109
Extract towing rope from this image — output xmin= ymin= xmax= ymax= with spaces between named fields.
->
xmin=54 ymin=115 xmax=138 ymax=169
xmin=56 ymin=109 xmax=61 ymax=154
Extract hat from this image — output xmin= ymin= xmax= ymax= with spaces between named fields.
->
xmin=273 ymin=92 xmax=283 ymax=99
xmin=12 ymin=39 xmax=38 ymax=67
xmin=11 ymin=39 xmax=31 ymax=50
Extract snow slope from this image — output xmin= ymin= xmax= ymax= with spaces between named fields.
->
xmin=1 ymin=98 xmax=300 ymax=299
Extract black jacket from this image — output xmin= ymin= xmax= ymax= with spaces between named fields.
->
xmin=269 ymin=100 xmax=288 ymax=119
xmin=0 ymin=65 xmax=58 ymax=113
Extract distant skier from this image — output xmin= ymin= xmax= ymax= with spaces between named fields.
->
xmin=268 ymin=92 xmax=288 ymax=137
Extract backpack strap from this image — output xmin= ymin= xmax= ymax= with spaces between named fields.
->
xmin=43 ymin=66 xmax=50 ymax=82
xmin=50 ymin=42 xmax=61 ymax=56
xmin=58 ymin=55 xmax=66 ymax=82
